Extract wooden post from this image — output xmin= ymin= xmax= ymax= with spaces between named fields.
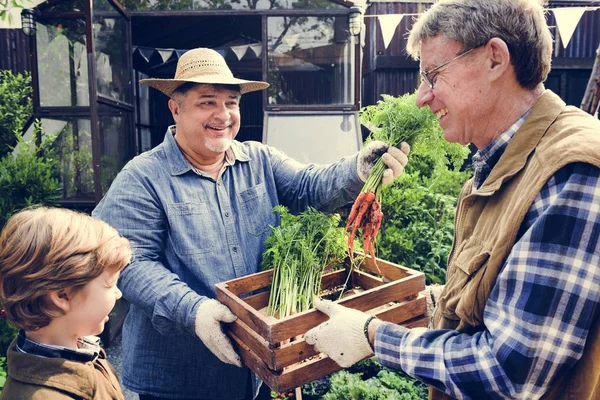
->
xmin=581 ymin=42 xmax=600 ymax=116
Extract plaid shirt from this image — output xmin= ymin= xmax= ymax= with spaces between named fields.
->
xmin=16 ymin=330 xmax=100 ymax=362
xmin=375 ymin=116 xmax=600 ymax=399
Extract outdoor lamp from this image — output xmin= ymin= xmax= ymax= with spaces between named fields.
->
xmin=21 ymin=8 xmax=40 ymax=37
xmin=348 ymin=6 xmax=362 ymax=37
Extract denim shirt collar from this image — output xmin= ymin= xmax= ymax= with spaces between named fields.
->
xmin=164 ymin=126 xmax=251 ymax=176
xmin=16 ymin=330 xmax=100 ymax=362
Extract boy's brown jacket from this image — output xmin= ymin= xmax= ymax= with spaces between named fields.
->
xmin=2 ymin=339 xmax=125 ymax=400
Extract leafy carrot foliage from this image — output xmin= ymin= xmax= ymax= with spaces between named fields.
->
xmin=261 ymin=206 xmax=348 ymax=318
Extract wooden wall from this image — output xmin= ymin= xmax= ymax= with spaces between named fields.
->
xmin=0 ymin=29 xmax=31 ymax=74
xmin=361 ymin=1 xmax=600 ymax=108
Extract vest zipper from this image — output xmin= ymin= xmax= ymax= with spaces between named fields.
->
xmin=447 ymin=192 xmax=468 ymax=266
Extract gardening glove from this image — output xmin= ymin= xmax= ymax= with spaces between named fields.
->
xmin=357 ymin=140 xmax=410 ymax=185
xmin=194 ymin=299 xmax=242 ymax=367
xmin=305 ymin=298 xmax=375 ymax=368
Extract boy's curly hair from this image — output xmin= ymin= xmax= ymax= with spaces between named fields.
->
xmin=0 ymin=207 xmax=131 ymax=331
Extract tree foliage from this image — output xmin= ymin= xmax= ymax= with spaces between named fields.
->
xmin=0 ymin=70 xmax=32 ymax=159
xmin=0 ymin=126 xmax=61 ymax=228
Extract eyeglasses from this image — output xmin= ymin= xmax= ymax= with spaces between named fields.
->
xmin=420 ymin=47 xmax=476 ymax=89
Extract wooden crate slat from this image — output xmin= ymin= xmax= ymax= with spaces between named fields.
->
xmin=337 ymin=274 xmax=425 ymax=312
xmin=243 ymin=290 xmax=271 ymax=310
xmin=403 ymin=315 xmax=429 ymax=329
xmin=358 ymin=254 xmax=412 ymax=281
xmin=230 ymin=330 xmax=361 ymax=393
xmin=228 ymin=317 xmax=277 ymax=368
xmin=267 ymin=266 xmax=424 ymax=342
xmin=370 ymin=294 xmax=428 ymax=325
xmin=217 ymin=254 xmax=428 ymax=390
xmin=351 ymin=269 xmax=384 ymax=290
xmin=268 ymin=308 xmax=328 ymax=343
xmin=269 ymin=295 xmax=427 ymax=370
xmin=216 ymin=284 xmax=273 ymax=341
xmin=269 ymin=334 xmax=320 ymax=370
xmin=320 ymin=269 xmax=347 ymax=289
xmin=230 ymin=330 xmax=285 ymax=391
xmin=272 ymin=355 xmax=342 ymax=394
xmin=218 ymin=269 xmax=273 ymax=296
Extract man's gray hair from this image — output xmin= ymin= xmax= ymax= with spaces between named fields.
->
xmin=407 ymin=0 xmax=553 ymax=89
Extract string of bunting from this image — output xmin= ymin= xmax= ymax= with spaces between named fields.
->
xmin=365 ymin=6 xmax=600 ymax=49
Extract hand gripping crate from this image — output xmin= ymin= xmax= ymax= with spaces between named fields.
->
xmin=215 ymin=254 xmax=428 ymax=393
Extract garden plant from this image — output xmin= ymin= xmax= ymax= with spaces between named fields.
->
xmin=0 ymin=70 xmax=61 ymax=393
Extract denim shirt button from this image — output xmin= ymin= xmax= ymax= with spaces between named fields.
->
xmin=225 ymin=212 xmax=230 ymax=217
xmin=232 ymin=246 xmax=238 ymax=252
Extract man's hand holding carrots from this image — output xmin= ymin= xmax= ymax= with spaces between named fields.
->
xmin=357 ymin=140 xmax=410 ymax=185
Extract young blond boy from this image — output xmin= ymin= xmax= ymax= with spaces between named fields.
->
xmin=0 ymin=207 xmax=132 ymax=400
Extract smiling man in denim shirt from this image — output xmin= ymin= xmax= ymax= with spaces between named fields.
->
xmin=92 ymin=47 xmax=409 ymax=400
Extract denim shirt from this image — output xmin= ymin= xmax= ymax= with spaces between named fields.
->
xmin=93 ymin=128 xmax=363 ymax=399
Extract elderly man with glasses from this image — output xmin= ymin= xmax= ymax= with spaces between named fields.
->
xmin=305 ymin=1 xmax=600 ymax=399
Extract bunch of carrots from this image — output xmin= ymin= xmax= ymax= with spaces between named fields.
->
xmin=346 ymin=92 xmax=441 ymax=261
xmin=346 ymin=174 xmax=384 ymax=263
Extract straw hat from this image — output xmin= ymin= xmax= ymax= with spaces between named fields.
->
xmin=140 ymin=47 xmax=269 ymax=97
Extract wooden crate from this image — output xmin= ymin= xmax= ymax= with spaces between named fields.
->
xmin=215 ymin=254 xmax=427 ymax=393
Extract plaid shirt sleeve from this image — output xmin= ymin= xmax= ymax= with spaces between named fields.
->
xmin=375 ymin=162 xmax=600 ymax=399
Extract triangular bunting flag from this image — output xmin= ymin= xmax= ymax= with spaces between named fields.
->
xmin=137 ymin=47 xmax=155 ymax=63
xmin=378 ymin=14 xmax=404 ymax=49
xmin=249 ymin=44 xmax=262 ymax=57
xmin=552 ymin=7 xmax=586 ymax=48
xmin=283 ymin=33 xmax=301 ymax=48
xmin=231 ymin=45 xmax=249 ymax=60
xmin=157 ymin=49 xmax=175 ymax=63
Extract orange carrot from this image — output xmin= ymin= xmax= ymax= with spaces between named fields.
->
xmin=362 ymin=221 xmax=373 ymax=257
xmin=345 ymin=191 xmax=366 ymax=230
xmin=346 ymin=191 xmax=376 ymax=255
xmin=370 ymin=201 xmax=383 ymax=242
xmin=353 ymin=191 xmax=376 ymax=228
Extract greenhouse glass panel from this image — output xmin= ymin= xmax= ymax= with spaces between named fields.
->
xmin=267 ymin=15 xmax=354 ymax=106
xmin=38 ymin=118 xmax=95 ymax=201
xmin=99 ymin=114 xmax=134 ymax=193
xmin=94 ymin=11 xmax=131 ymax=103
xmin=120 ymin=0 xmax=343 ymax=11
xmin=43 ymin=0 xmax=85 ymax=13
xmin=36 ymin=20 xmax=89 ymax=107
xmin=264 ymin=113 xmax=360 ymax=164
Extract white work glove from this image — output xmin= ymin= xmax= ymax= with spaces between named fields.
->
xmin=357 ymin=140 xmax=410 ymax=185
xmin=194 ymin=299 xmax=242 ymax=367
xmin=305 ymin=299 xmax=375 ymax=368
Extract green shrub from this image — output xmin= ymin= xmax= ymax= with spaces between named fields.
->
xmin=302 ymin=359 xmax=428 ymax=400
xmin=378 ymin=171 xmax=466 ymax=284
xmin=0 ymin=311 xmax=17 ymax=379
xmin=0 ymin=130 xmax=60 ymax=394
xmin=377 ymin=148 xmax=470 ymax=285
xmin=0 ymin=71 xmax=32 ymax=159
xmin=0 ymin=129 xmax=61 ymax=228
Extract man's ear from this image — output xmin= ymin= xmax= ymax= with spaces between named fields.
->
xmin=168 ymin=98 xmax=180 ymax=122
xmin=486 ymin=37 xmax=510 ymax=81
xmin=48 ymin=289 xmax=71 ymax=313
